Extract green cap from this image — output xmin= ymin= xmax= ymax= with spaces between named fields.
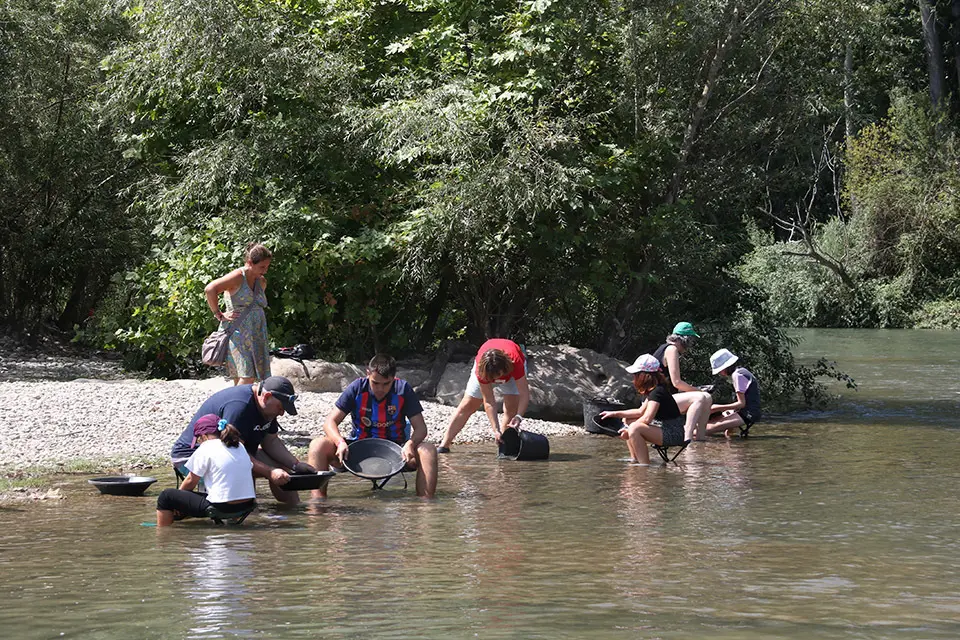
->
xmin=672 ymin=321 xmax=700 ymax=337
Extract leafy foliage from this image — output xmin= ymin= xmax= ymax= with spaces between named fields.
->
xmin=742 ymin=92 xmax=960 ymax=329
xmin=0 ymin=0 xmax=137 ymax=328
xmin=11 ymin=0 xmax=957 ymax=407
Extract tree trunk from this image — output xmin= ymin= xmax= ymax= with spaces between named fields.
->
xmin=920 ymin=0 xmax=946 ymax=110
xmin=666 ymin=3 xmax=744 ymax=204
xmin=628 ymin=0 xmax=642 ymax=140
xmin=57 ymin=267 xmax=91 ymax=331
xmin=414 ymin=268 xmax=451 ymax=351
xmin=952 ymin=0 xmax=960 ymax=103
xmin=45 ymin=53 xmax=71 ymax=215
xmin=0 ymin=245 xmax=6 ymax=322
xmin=844 ymin=41 xmax=855 ymax=148
xmin=597 ymin=254 xmax=654 ymax=356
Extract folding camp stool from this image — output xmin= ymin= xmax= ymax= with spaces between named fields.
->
xmin=205 ymin=503 xmax=256 ymax=526
xmin=370 ymin=472 xmax=407 ymax=491
xmin=652 ymin=439 xmax=690 ymax=463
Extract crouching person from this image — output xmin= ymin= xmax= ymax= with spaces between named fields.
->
xmin=308 ymin=354 xmax=438 ymax=498
xmin=170 ymin=376 xmax=314 ymax=505
xmin=157 ymin=415 xmax=256 ymax=526
xmin=705 ymin=348 xmax=762 ymax=437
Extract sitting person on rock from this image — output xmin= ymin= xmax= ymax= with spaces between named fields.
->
xmin=307 ymin=354 xmax=437 ymax=498
xmin=170 ymin=376 xmax=314 ymax=505
xmin=600 ymin=354 xmax=687 ymax=465
xmin=157 ymin=415 xmax=256 ymax=526
xmin=652 ymin=322 xmax=711 ymax=441
xmin=437 ymin=338 xmax=529 ymax=453
xmin=705 ymin=348 xmax=762 ymax=437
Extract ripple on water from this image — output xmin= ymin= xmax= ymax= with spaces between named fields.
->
xmin=1 ymin=422 xmax=960 ymax=638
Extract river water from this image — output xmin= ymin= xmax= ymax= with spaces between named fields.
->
xmin=2 ymin=329 xmax=959 ymax=638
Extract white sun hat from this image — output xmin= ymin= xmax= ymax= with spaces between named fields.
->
xmin=625 ymin=354 xmax=661 ymax=374
xmin=710 ymin=348 xmax=739 ymax=374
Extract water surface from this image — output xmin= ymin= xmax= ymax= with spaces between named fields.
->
xmin=1 ymin=329 xmax=959 ymax=638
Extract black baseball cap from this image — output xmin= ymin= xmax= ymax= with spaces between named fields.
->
xmin=260 ymin=376 xmax=298 ymax=415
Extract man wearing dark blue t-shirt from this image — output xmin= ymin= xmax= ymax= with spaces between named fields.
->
xmin=307 ymin=354 xmax=438 ymax=498
xmin=171 ymin=375 xmax=314 ymax=504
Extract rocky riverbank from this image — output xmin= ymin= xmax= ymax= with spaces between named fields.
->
xmin=0 ymin=357 xmax=586 ymax=471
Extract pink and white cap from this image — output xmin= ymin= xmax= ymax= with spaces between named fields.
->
xmin=625 ymin=354 xmax=661 ymax=374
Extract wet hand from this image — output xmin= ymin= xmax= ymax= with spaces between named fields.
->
xmin=270 ymin=468 xmax=290 ymax=484
xmin=401 ymin=441 xmax=417 ymax=465
xmin=618 ymin=428 xmax=629 ymax=440
xmin=336 ymin=440 xmax=350 ymax=465
xmin=599 ymin=410 xmax=617 ymax=419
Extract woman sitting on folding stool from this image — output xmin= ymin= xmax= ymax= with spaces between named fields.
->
xmin=156 ymin=414 xmax=256 ymax=526
xmin=600 ymin=354 xmax=687 ymax=465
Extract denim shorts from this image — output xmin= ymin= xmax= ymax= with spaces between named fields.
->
xmin=464 ymin=360 xmax=527 ymax=399
xmin=651 ymin=416 xmax=686 ymax=447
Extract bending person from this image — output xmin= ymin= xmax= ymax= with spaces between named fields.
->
xmin=436 ymin=338 xmax=529 ymax=453
xmin=170 ymin=376 xmax=314 ymax=505
xmin=599 ymin=355 xmax=687 ymax=465
xmin=307 ymin=354 xmax=438 ymax=498
xmin=157 ymin=415 xmax=257 ymax=526
xmin=204 ymin=242 xmax=272 ymax=385
xmin=705 ymin=348 xmax=762 ymax=437
xmin=652 ymin=321 xmax=711 ymax=441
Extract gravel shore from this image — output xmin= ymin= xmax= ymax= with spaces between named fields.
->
xmin=0 ymin=358 xmax=585 ymax=470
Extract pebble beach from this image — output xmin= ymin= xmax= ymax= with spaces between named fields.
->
xmin=0 ymin=352 xmax=585 ymax=470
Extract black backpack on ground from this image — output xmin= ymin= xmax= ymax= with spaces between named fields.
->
xmin=270 ymin=344 xmax=315 ymax=377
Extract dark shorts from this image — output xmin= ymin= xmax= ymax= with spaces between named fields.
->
xmin=157 ymin=489 xmax=255 ymax=519
xmin=652 ymin=416 xmax=686 ymax=447
xmin=738 ymin=409 xmax=761 ymax=427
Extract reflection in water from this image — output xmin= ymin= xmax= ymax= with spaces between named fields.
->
xmin=180 ymin=534 xmax=255 ymax=637
xmin=4 ymin=329 xmax=960 ymax=639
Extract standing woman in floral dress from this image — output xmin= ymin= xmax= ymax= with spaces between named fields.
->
xmin=204 ymin=243 xmax=272 ymax=385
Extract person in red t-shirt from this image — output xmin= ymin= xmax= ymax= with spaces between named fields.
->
xmin=437 ymin=338 xmax=529 ymax=453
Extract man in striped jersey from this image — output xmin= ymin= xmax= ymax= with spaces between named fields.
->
xmin=308 ymin=353 xmax=438 ymax=498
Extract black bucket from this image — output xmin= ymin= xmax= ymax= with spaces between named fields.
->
xmin=582 ymin=397 xmax=628 ymax=436
xmin=498 ymin=428 xmax=550 ymax=461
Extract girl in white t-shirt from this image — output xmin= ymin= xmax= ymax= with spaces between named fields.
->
xmin=705 ymin=349 xmax=763 ymax=437
xmin=156 ymin=414 xmax=256 ymax=526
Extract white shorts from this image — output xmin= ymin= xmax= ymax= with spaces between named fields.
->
xmin=464 ymin=361 xmax=527 ymax=399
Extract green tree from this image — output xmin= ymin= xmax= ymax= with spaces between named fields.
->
xmin=0 ymin=0 xmax=136 ymax=329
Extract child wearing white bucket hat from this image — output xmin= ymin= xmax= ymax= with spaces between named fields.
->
xmin=599 ymin=354 xmax=689 ymax=464
xmin=704 ymin=349 xmax=762 ymax=437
